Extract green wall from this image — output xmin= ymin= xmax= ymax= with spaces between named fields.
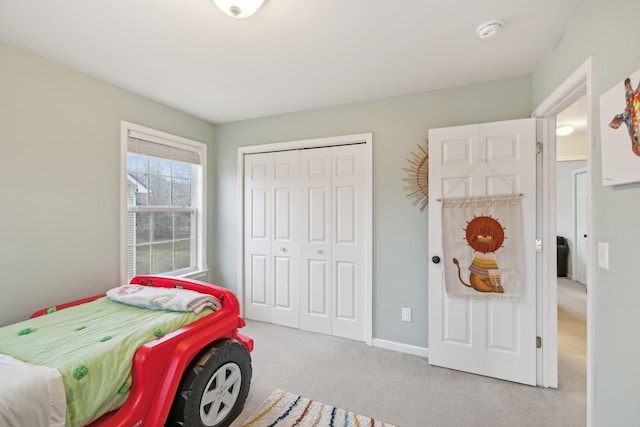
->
xmin=532 ymin=0 xmax=640 ymax=424
xmin=213 ymin=77 xmax=532 ymax=347
xmin=0 ymin=41 xmax=216 ymax=326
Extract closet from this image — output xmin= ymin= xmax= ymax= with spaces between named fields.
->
xmin=243 ymin=143 xmax=367 ymax=341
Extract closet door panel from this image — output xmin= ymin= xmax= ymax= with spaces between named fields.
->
xmin=274 ymin=256 xmax=292 ymax=307
xmin=336 ymin=261 xmax=356 ymax=320
xmin=308 ymin=188 xmax=329 ymax=243
xmin=270 ymin=152 xmax=300 ymax=328
xmin=243 ymin=155 xmax=274 ymax=322
xmin=331 ymin=144 xmax=367 ymax=341
xmin=335 ymin=186 xmax=356 ymax=244
xmin=300 ymin=149 xmax=332 ymax=335
xmin=308 ymin=260 xmax=329 ymax=314
xmin=244 ymin=151 xmax=300 ymax=328
xmin=249 ymin=254 xmax=268 ymax=305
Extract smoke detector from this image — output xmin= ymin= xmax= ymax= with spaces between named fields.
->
xmin=476 ymin=19 xmax=504 ymax=40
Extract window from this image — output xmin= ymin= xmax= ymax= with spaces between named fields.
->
xmin=121 ymin=122 xmax=207 ymax=282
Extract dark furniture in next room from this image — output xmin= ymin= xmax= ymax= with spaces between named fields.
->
xmin=557 ymin=236 xmax=569 ymax=277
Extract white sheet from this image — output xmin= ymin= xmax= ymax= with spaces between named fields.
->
xmin=0 ymin=354 xmax=66 ymax=427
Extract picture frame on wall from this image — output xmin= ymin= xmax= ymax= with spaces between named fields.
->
xmin=600 ymin=67 xmax=640 ymax=186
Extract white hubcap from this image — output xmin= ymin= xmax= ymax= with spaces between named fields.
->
xmin=200 ymin=362 xmax=242 ymax=426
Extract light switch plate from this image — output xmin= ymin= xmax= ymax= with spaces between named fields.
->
xmin=598 ymin=242 xmax=609 ymax=270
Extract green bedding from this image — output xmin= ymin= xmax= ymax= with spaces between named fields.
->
xmin=0 ymin=297 xmax=212 ymax=427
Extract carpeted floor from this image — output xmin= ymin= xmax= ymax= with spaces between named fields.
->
xmin=557 ymin=277 xmax=587 ymax=405
xmin=231 ymin=278 xmax=586 ymax=427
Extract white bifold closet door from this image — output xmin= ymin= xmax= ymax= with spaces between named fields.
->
xmin=244 ymin=150 xmax=300 ymax=329
xmin=244 ymin=144 xmax=367 ymax=341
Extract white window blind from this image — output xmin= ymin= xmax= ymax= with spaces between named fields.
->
xmin=128 ymin=130 xmax=202 ymax=165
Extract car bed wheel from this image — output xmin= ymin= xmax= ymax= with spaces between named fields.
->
xmin=167 ymin=340 xmax=252 ymax=427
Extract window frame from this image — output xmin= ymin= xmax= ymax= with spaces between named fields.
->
xmin=120 ymin=121 xmax=207 ymax=283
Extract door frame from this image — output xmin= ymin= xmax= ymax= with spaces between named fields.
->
xmin=532 ymin=57 xmax=594 ymax=423
xmin=236 ymin=133 xmax=374 ymax=345
xmin=573 ymin=167 xmax=588 ymax=284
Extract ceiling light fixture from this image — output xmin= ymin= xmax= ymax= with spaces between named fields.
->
xmin=476 ymin=19 xmax=504 ymax=40
xmin=556 ymin=125 xmax=575 ymax=137
xmin=213 ymin=0 xmax=267 ymax=18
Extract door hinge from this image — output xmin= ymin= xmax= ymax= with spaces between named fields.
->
xmin=536 ymin=142 xmax=543 ymax=154
xmin=536 ymin=336 xmax=542 ymax=348
xmin=535 ymin=239 xmax=542 ymax=252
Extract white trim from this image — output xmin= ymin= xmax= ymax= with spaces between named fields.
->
xmin=532 ymin=59 xmax=591 ymax=117
xmin=372 ymin=338 xmax=429 ymax=358
xmin=534 ymin=117 xmax=558 ymax=387
xmin=532 ymin=57 xmax=594 ymax=425
xmin=120 ymin=121 xmax=208 ymax=284
xmin=120 ymin=124 xmax=130 ymax=285
xmin=126 ymin=126 xmax=207 ymax=153
xmin=557 ymin=155 xmax=588 ymax=162
xmin=182 ymin=270 xmax=210 ymax=281
xmin=236 ymin=150 xmax=244 ymax=315
xmin=237 ymin=133 xmax=374 ymax=345
xmin=238 ymin=133 xmax=370 ymax=154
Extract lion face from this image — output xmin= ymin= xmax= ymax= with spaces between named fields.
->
xmin=464 ymin=215 xmax=505 ymax=253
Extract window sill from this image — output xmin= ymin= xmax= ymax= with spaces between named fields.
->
xmin=179 ymin=269 xmax=210 ymax=281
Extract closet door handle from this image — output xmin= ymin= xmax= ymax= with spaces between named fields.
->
xmin=316 ymin=249 xmax=324 ymax=255
xmin=280 ymin=247 xmax=287 ymax=253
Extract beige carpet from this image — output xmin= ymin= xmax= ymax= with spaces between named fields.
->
xmin=232 ymin=278 xmax=586 ymax=427
xmin=557 ymin=277 xmax=587 ymax=399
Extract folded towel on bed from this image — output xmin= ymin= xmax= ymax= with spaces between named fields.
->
xmin=106 ymin=285 xmax=221 ymax=314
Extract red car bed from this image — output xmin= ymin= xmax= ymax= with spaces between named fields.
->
xmin=0 ymin=275 xmax=253 ymax=427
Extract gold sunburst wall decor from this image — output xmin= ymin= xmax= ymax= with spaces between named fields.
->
xmin=403 ymin=140 xmax=429 ymax=211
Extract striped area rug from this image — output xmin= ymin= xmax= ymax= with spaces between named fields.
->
xmin=242 ymin=389 xmax=395 ymax=427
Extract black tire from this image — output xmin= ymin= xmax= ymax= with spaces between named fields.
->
xmin=167 ymin=340 xmax=252 ymax=427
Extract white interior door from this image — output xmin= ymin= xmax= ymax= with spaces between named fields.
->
xmin=575 ymin=170 xmax=588 ymax=285
xmin=244 ymin=151 xmax=300 ymax=328
xmin=428 ymin=118 xmax=538 ymax=385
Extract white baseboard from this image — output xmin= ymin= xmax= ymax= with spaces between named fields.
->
xmin=372 ymin=338 xmax=429 ymax=358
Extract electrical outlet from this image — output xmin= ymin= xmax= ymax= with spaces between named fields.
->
xmin=401 ymin=307 xmax=412 ymax=322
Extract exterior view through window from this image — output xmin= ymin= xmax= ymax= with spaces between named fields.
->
xmin=122 ymin=122 xmax=206 ymax=281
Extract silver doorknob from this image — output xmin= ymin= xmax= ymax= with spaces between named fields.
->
xmin=316 ymin=249 xmax=323 ymax=255
xmin=280 ymin=247 xmax=287 ymax=252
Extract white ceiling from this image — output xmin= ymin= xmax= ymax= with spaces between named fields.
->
xmin=557 ymin=95 xmax=588 ymax=133
xmin=0 ymin=0 xmax=585 ymax=124
xmin=556 ymin=95 xmax=588 ymax=160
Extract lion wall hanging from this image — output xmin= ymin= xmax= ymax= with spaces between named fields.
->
xmin=441 ymin=194 xmax=524 ymax=300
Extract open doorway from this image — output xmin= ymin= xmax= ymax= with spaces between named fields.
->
xmin=532 ymin=57 xmax=593 ymax=424
xmin=555 ymin=95 xmax=588 ymax=408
